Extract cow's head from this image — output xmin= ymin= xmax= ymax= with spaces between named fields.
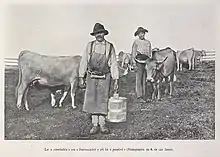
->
xmin=196 ymin=50 xmax=206 ymax=63
xmin=201 ymin=50 xmax=206 ymax=57
xmin=135 ymin=56 xmax=168 ymax=83
xmin=118 ymin=51 xmax=124 ymax=62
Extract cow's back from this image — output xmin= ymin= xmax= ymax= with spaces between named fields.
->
xmin=153 ymin=48 xmax=176 ymax=76
xmin=18 ymin=50 xmax=81 ymax=86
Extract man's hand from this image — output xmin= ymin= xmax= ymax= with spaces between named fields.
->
xmin=131 ymin=63 xmax=137 ymax=71
xmin=113 ymin=79 xmax=119 ymax=94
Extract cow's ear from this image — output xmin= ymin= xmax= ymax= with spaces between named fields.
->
xmin=118 ymin=51 xmax=123 ymax=58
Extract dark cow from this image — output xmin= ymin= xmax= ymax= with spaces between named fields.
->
xmin=176 ymin=48 xmax=206 ymax=71
xmin=135 ymin=47 xmax=176 ymax=100
xmin=15 ymin=50 xmax=81 ymax=111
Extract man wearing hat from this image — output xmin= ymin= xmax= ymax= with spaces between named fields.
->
xmin=131 ymin=27 xmax=152 ymax=102
xmin=79 ymin=23 xmax=119 ymax=135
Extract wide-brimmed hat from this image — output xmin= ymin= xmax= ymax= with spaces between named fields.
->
xmin=134 ymin=27 xmax=148 ymax=36
xmin=90 ymin=23 xmax=109 ymax=36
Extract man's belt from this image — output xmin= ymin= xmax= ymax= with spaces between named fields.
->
xmin=88 ymin=70 xmax=107 ymax=79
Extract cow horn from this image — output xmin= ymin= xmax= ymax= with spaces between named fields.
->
xmin=156 ymin=56 xmax=168 ymax=64
xmin=134 ymin=58 xmax=148 ymax=64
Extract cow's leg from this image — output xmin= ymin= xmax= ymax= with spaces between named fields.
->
xmin=174 ymin=73 xmax=177 ymax=82
xmin=151 ymin=89 xmax=156 ymax=100
xmin=121 ymin=59 xmax=124 ymax=68
xmin=164 ymin=77 xmax=169 ymax=95
xmin=23 ymin=86 xmax=30 ymax=111
xmin=180 ymin=63 xmax=183 ymax=71
xmin=50 ymin=93 xmax=56 ymax=107
xmin=59 ymin=91 xmax=68 ymax=107
xmin=188 ymin=59 xmax=192 ymax=70
xmin=169 ymin=81 xmax=173 ymax=98
xmin=157 ymin=83 xmax=161 ymax=101
xmin=176 ymin=58 xmax=180 ymax=71
xmin=142 ymin=70 xmax=146 ymax=98
xmin=123 ymin=63 xmax=129 ymax=75
xmin=70 ymin=79 xmax=78 ymax=109
xmin=129 ymin=64 xmax=132 ymax=71
xmin=136 ymin=63 xmax=143 ymax=98
xmin=16 ymin=82 xmax=27 ymax=110
xmin=146 ymin=82 xmax=152 ymax=102
xmin=151 ymin=83 xmax=157 ymax=100
xmin=16 ymin=90 xmax=23 ymax=110
xmin=192 ymin=58 xmax=195 ymax=70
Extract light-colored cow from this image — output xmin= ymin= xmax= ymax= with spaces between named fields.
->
xmin=135 ymin=47 xmax=176 ymax=100
xmin=176 ymin=48 xmax=206 ymax=71
xmin=118 ymin=51 xmax=133 ymax=75
xmin=15 ymin=50 xmax=81 ymax=111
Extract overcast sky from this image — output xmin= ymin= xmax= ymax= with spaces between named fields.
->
xmin=5 ymin=3 xmax=216 ymax=58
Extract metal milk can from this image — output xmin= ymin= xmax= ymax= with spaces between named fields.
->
xmin=107 ymin=93 xmax=127 ymax=123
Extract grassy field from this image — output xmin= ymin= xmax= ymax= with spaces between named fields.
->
xmin=4 ymin=61 xmax=215 ymax=140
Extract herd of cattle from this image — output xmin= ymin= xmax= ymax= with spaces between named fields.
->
xmin=15 ymin=47 xmax=206 ymax=111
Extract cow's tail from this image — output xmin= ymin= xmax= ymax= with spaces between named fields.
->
xmin=173 ymin=63 xmax=177 ymax=82
xmin=15 ymin=50 xmax=28 ymax=99
xmin=15 ymin=59 xmax=22 ymax=99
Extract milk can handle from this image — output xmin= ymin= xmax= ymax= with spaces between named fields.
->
xmin=113 ymin=79 xmax=119 ymax=97
xmin=113 ymin=93 xmax=119 ymax=99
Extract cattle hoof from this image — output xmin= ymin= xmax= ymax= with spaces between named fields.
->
xmin=147 ymin=99 xmax=152 ymax=102
xmin=17 ymin=106 xmax=22 ymax=110
xmin=157 ymin=99 xmax=162 ymax=101
xmin=168 ymin=95 xmax=172 ymax=99
xmin=72 ymin=106 xmax=77 ymax=109
xmin=51 ymin=100 xmax=56 ymax=107
xmin=146 ymin=99 xmax=150 ymax=102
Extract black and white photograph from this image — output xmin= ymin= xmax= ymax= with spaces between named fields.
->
xmin=3 ymin=2 xmax=216 ymax=142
